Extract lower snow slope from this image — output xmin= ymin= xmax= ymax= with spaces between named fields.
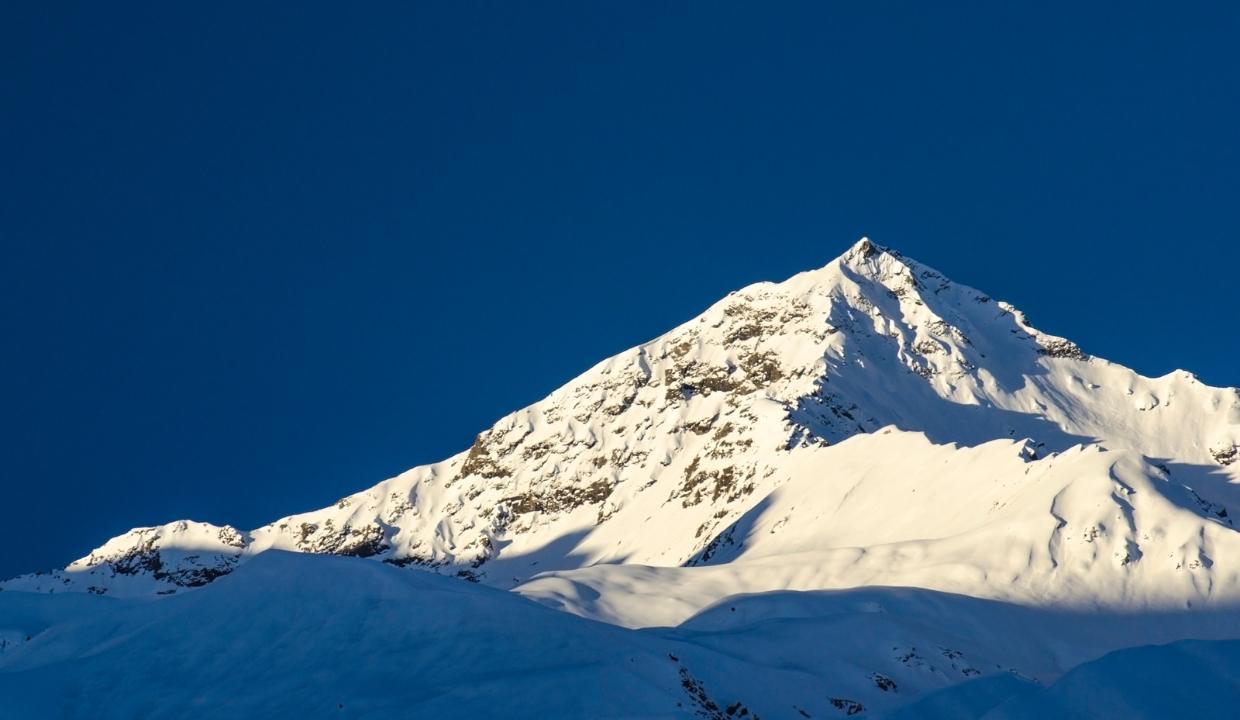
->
xmin=982 ymin=638 xmax=1240 ymax=720
xmin=6 ymin=431 xmax=1238 ymax=717
xmin=2 ymin=551 xmax=1237 ymax=719
xmin=516 ymin=429 xmax=1240 ymax=627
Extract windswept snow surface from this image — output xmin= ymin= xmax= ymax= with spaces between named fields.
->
xmin=2 ymin=552 xmax=1237 ymax=719
xmin=3 ymin=239 xmax=1239 ymax=716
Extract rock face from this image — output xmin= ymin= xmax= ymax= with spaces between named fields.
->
xmin=5 ymin=238 xmax=1239 ymax=601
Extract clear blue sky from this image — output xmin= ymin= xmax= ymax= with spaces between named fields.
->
xmin=2 ymin=3 xmax=1237 ymax=578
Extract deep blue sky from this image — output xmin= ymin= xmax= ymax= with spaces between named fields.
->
xmin=2 ymin=3 xmax=1237 ymax=578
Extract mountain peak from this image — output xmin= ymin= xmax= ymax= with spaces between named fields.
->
xmin=846 ymin=235 xmax=880 ymax=259
xmin=827 ymin=236 xmax=920 ymax=286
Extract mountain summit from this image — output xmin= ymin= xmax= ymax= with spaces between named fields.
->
xmin=6 ymin=240 xmax=1238 ymax=612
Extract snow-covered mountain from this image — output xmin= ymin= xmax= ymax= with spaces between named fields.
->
xmin=3 ymin=239 xmax=1239 ymax=717
xmin=7 ymin=238 xmax=1237 ymax=600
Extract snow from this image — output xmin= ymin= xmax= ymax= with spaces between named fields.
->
xmin=2 ymin=552 xmax=1237 ymax=718
xmin=516 ymin=431 xmax=1240 ymax=628
xmin=982 ymin=638 xmax=1240 ymax=719
xmin=3 ymin=238 xmax=1238 ymax=716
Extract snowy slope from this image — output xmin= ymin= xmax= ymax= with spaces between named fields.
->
xmin=6 ymin=239 xmax=1237 ymax=602
xmin=873 ymin=637 xmax=1240 ymax=720
xmin=518 ymin=431 xmax=1240 ymax=628
xmin=982 ymin=638 xmax=1240 ymax=720
xmin=2 ymin=551 xmax=1237 ymax=719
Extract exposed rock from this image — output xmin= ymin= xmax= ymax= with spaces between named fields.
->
xmin=1038 ymin=338 xmax=1088 ymax=361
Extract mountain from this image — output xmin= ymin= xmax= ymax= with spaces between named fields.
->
xmin=3 ymin=239 xmax=1238 ymax=717
xmin=7 ymin=238 xmax=1237 ymax=601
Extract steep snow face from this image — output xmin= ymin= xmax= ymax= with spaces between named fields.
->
xmin=5 ymin=239 xmax=1239 ymax=601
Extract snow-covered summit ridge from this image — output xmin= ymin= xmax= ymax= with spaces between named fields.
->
xmin=5 ymin=238 xmax=1238 ymax=601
